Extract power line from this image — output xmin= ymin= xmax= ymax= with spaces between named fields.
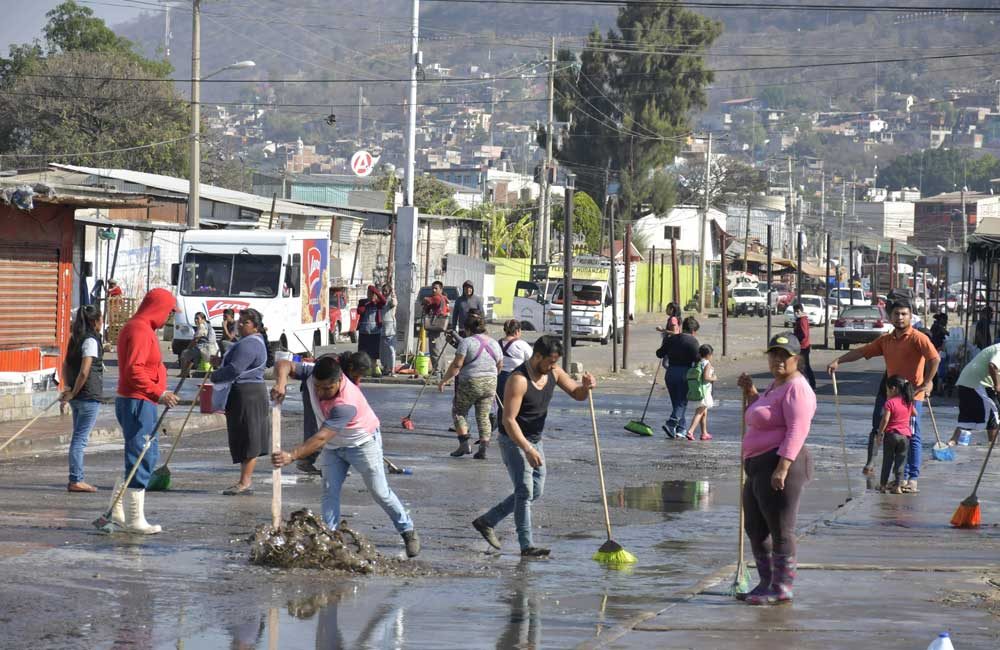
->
xmin=425 ymin=0 xmax=1000 ymax=13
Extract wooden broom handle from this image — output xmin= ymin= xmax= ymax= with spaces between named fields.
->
xmin=831 ymin=372 xmax=854 ymax=499
xmin=0 ymin=399 xmax=58 ymax=454
xmin=271 ymin=405 xmax=282 ymax=529
xmin=925 ymin=398 xmax=944 ymax=446
xmin=738 ymin=395 xmax=746 ymax=563
xmin=588 ymin=391 xmax=613 ymax=540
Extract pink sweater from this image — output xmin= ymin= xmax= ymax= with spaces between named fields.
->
xmin=743 ymin=374 xmax=816 ymax=461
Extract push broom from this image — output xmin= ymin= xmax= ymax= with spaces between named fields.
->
xmin=950 ymin=428 xmax=997 ymax=528
xmin=93 ymin=377 xmax=186 ymax=532
xmin=730 ymin=395 xmax=751 ymax=597
xmin=624 ymin=364 xmax=659 ymax=437
xmin=148 ymin=374 xmax=210 ymax=491
xmin=588 ymin=391 xmax=637 ymax=566
xmin=926 ymin=398 xmax=955 ymax=462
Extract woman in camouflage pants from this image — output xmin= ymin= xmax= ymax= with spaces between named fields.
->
xmin=439 ymin=312 xmax=502 ymax=460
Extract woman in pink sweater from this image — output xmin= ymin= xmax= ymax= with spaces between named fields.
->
xmin=736 ymin=332 xmax=816 ymax=606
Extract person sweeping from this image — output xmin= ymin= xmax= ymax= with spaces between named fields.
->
xmin=736 ymin=333 xmax=816 ymax=605
xmin=109 ymin=288 xmax=180 ymax=534
xmin=270 ymin=356 xmax=420 ymax=558
xmin=471 ymin=336 xmax=596 ymax=558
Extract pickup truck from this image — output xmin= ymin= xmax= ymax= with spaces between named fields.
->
xmin=730 ymin=287 xmax=767 ymax=317
xmin=329 ymin=287 xmax=359 ymax=343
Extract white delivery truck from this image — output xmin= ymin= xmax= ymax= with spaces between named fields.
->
xmin=513 ymin=256 xmax=634 ymax=345
xmin=170 ymin=230 xmax=330 ymax=359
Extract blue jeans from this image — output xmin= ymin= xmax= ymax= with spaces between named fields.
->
xmin=317 ymin=431 xmax=413 ymax=534
xmin=481 ymin=435 xmax=546 ymax=550
xmin=68 ymin=399 xmax=100 ymax=483
xmin=907 ymin=401 xmax=923 ymax=480
xmin=115 ymin=397 xmax=159 ymax=489
xmin=664 ymin=365 xmax=689 ymax=434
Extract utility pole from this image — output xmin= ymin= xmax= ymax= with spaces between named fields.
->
xmin=787 ymin=155 xmax=794 ymax=256
xmin=562 ymin=174 xmax=575 ymax=371
xmin=404 ymin=0 xmax=419 ymax=208
xmin=188 ymin=0 xmax=201 ymax=229
xmin=840 ymin=176 xmax=847 ymax=264
xmin=357 ymin=87 xmax=364 ymax=143
xmin=961 ymin=185 xmax=968 ymax=252
xmin=609 ymin=197 xmax=619 ymax=373
xmin=819 ymin=171 xmax=826 ymax=245
xmin=541 ymin=36 xmax=555 ymax=264
xmin=697 ymin=132 xmax=712 ymax=312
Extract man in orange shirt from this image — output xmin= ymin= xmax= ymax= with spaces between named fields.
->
xmin=828 ymin=300 xmax=939 ymax=493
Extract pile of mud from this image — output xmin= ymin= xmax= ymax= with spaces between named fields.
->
xmin=249 ymin=509 xmax=385 ymax=573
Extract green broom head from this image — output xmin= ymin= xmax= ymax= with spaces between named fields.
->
xmin=147 ymin=466 xmax=171 ymax=492
xmin=592 ymin=539 xmax=637 ymax=566
xmin=728 ymin=562 xmax=752 ymax=596
xmin=624 ymin=421 xmax=654 ymax=437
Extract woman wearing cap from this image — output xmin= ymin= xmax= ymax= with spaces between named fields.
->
xmin=735 ymin=332 xmax=816 ymax=606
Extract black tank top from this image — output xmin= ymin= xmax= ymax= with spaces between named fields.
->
xmin=500 ymin=362 xmax=555 ymax=444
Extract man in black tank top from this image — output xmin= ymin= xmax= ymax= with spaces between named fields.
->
xmin=472 ymin=335 xmax=596 ymax=557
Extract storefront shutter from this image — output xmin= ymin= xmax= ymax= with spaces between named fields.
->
xmin=0 ymin=245 xmax=60 ymax=347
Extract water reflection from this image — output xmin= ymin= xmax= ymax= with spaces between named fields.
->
xmin=228 ymin=614 xmax=264 ymax=650
xmin=286 ymin=586 xmax=404 ymax=649
xmin=495 ymin=578 xmax=541 ymax=650
xmin=612 ymin=480 xmax=712 ymax=514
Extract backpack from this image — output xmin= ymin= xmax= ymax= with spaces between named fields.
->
xmin=686 ymin=362 xmax=706 ymax=401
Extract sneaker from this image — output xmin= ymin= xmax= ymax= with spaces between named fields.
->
xmin=295 ymin=460 xmax=322 ymax=476
xmin=901 ymin=479 xmax=919 ymax=493
xmin=401 ymin=530 xmax=421 ymax=558
xmin=661 ymin=424 xmax=676 ymax=438
xmin=472 ymin=517 xmax=501 ymax=549
xmin=891 ymin=484 xmax=903 ymax=495
xmin=700 ymin=432 xmax=713 ymax=441
xmin=520 ymin=547 xmax=550 ymax=558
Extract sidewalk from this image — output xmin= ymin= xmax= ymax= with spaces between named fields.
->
xmin=582 ymin=443 xmax=1000 ymax=649
xmin=0 ymin=401 xmax=225 ymax=461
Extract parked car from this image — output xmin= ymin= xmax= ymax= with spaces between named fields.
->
xmin=730 ymin=287 xmax=767 ymax=317
xmin=783 ymin=294 xmax=837 ymax=326
xmin=830 ymin=287 xmax=867 ymax=308
xmin=329 ymin=287 xmax=359 ymax=343
xmin=757 ymin=282 xmax=780 ymax=313
xmin=833 ymin=305 xmax=891 ymax=350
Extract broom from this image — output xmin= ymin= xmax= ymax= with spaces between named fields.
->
xmin=400 ymin=379 xmax=430 ymax=430
xmin=950 ymin=428 xmax=997 ymax=528
xmin=926 ymin=398 xmax=955 ymax=462
xmin=830 ymin=372 xmax=855 ymax=500
xmin=624 ymin=364 xmax=659 ymax=437
xmin=730 ymin=395 xmax=752 ymax=597
xmin=148 ymin=374 xmax=211 ymax=491
xmin=0 ymin=399 xmax=59 ymax=454
xmin=588 ymin=391 xmax=637 ymax=566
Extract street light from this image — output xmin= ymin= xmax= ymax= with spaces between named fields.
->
xmin=189 ymin=4 xmax=256 ymax=229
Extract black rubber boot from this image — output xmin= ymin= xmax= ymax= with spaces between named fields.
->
xmin=473 ymin=440 xmax=488 ymax=459
xmin=401 ymin=530 xmax=421 ymax=558
xmin=450 ymin=435 xmax=472 ymax=457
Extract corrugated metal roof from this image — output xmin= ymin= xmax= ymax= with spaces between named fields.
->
xmin=51 ymin=164 xmax=337 ymax=218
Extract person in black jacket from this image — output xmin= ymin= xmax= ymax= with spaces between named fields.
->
xmin=656 ymin=316 xmax=700 ymax=439
xmin=60 ymin=305 xmax=105 ymax=493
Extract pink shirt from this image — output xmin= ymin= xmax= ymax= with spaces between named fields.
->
xmin=743 ymin=374 xmax=816 ymax=461
xmin=882 ymin=396 xmax=913 ymax=437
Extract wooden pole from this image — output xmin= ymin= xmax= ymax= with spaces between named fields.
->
xmin=721 ymin=231 xmax=728 ymax=356
xmin=824 ymin=232 xmax=832 ymax=349
xmin=671 ymin=237 xmax=680 ymax=307
xmin=766 ymin=225 xmax=773 ymax=345
xmin=650 ymin=246 xmax=656 ymax=312
xmin=271 ymin=405 xmax=282 ymax=529
xmin=889 ymin=238 xmax=896 ymax=291
xmin=267 ymin=192 xmax=277 ymax=229
xmin=659 ymin=253 xmax=665 ymax=313
xmin=624 ymin=224 xmax=632 ymax=370
xmin=609 ymin=198 xmax=619 ymax=373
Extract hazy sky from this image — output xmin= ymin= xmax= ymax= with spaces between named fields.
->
xmin=0 ymin=1 xmax=143 ymax=53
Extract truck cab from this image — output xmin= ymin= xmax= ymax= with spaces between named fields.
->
xmin=329 ymin=287 xmax=359 ymax=343
xmin=171 ymin=230 xmax=330 ymax=359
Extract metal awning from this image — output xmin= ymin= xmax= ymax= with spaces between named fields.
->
xmin=75 ymin=213 xmax=188 ymax=232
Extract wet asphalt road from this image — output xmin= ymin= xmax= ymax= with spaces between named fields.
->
xmin=0 ymin=371 xmax=925 ymax=650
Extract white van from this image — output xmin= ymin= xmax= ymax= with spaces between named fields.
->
xmin=170 ymin=230 xmax=330 ymax=359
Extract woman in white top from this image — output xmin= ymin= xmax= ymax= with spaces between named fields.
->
xmin=497 ymin=318 xmax=534 ymax=413
xmin=61 ymin=305 xmax=105 ymax=492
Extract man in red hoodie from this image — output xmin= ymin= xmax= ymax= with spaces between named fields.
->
xmin=108 ymin=288 xmax=179 ymax=534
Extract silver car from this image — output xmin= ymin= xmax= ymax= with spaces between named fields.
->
xmin=833 ymin=305 xmax=891 ymax=350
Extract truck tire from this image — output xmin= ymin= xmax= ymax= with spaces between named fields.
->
xmin=349 ymin=330 xmax=358 ymax=344
xmin=571 ymin=338 xmax=579 ymax=347
xmin=520 ymin=320 xmax=535 ymax=331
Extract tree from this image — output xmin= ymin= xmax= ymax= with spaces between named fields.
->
xmin=552 ymin=3 xmax=722 ymax=219
xmin=0 ymin=1 xmax=184 ymax=173
xmin=371 ymin=172 xmax=459 ymax=214
xmin=879 ymin=149 xmax=1000 ymax=197
xmin=476 ymin=205 xmax=534 ymax=258
xmin=551 ymin=191 xmax=603 ymax=253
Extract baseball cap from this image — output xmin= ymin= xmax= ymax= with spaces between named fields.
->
xmin=767 ymin=332 xmax=801 ymax=356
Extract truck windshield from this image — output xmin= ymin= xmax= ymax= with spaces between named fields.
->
xmin=180 ymin=253 xmax=282 ymax=298
xmin=734 ymin=289 xmax=758 ymax=297
xmin=552 ymin=285 xmax=603 ymax=305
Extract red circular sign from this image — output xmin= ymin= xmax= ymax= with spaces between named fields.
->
xmin=351 ymin=151 xmax=374 ymax=177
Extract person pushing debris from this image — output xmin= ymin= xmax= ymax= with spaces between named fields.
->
xmin=472 ymin=336 xmax=596 ymax=558
xmin=271 ymin=355 xmax=421 ymax=558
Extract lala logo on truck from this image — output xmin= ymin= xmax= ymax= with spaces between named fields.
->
xmin=205 ymin=300 xmax=250 ymax=319
xmin=302 ymin=239 xmax=328 ymax=323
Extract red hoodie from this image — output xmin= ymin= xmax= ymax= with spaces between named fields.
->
xmin=117 ymin=288 xmax=176 ymax=403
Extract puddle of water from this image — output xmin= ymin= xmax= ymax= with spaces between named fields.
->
xmin=611 ymin=479 xmax=714 ymax=514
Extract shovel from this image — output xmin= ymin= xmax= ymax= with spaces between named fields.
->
xmin=926 ymin=398 xmax=955 ymax=462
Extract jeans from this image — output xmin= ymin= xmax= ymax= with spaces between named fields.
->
xmin=317 ymin=431 xmax=413 ymax=534
xmin=381 ymin=333 xmax=396 ymax=374
xmin=481 ymin=436 xmax=546 ymax=550
xmin=115 ymin=397 xmax=159 ymax=489
xmin=664 ymin=365 xmax=689 ymax=434
xmin=906 ymin=401 xmax=923 ymax=480
xmin=68 ymin=399 xmax=100 ymax=483
xmin=428 ymin=330 xmax=447 ymax=372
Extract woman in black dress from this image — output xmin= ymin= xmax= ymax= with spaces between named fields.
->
xmin=210 ymin=308 xmax=271 ymax=495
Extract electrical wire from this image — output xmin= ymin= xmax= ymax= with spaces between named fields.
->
xmin=0 ymin=135 xmax=192 ymax=159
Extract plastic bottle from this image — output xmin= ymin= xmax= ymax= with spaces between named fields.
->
xmin=927 ymin=632 xmax=955 ymax=650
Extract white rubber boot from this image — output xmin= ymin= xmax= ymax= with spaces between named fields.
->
xmin=109 ymin=478 xmax=126 ymax=528
xmin=124 ymin=488 xmax=162 ymax=534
